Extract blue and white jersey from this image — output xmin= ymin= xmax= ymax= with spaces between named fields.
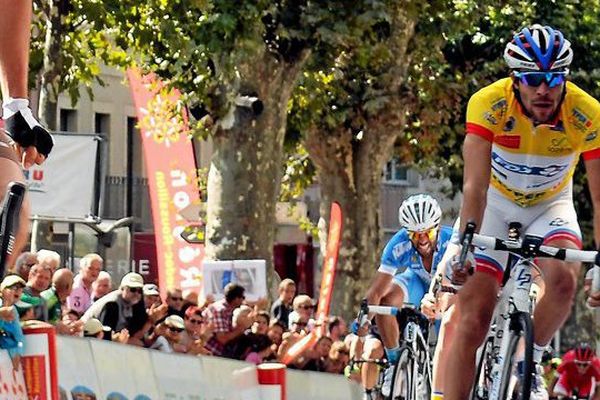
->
xmin=378 ymin=225 xmax=454 ymax=283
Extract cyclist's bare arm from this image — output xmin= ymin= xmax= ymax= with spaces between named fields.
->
xmin=0 ymin=0 xmax=31 ymax=99
xmin=584 ymin=157 xmax=600 ymax=247
xmin=459 ymin=134 xmax=492 ymax=232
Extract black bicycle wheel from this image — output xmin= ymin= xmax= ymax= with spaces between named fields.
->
xmin=390 ymin=347 xmax=413 ymax=400
xmin=471 ymin=336 xmax=495 ymax=400
xmin=497 ymin=312 xmax=534 ymax=400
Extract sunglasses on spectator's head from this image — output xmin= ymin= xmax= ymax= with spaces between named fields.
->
xmin=513 ymin=71 xmax=568 ymax=88
xmin=128 ymin=287 xmax=143 ymax=294
xmin=168 ymin=326 xmax=184 ymax=333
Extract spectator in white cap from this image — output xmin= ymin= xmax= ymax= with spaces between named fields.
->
xmin=83 ymin=318 xmax=111 ymax=339
xmin=149 ymin=314 xmax=186 ymax=353
xmin=82 ymin=272 xmax=147 ymax=334
xmin=143 ymin=284 xmax=161 ymax=309
xmin=91 ymin=271 xmax=112 ymax=302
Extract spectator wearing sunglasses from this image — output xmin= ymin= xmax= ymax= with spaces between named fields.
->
xmin=82 ymin=272 xmax=148 ymax=334
xmin=150 ymin=315 xmax=186 ymax=353
xmin=179 ymin=306 xmax=213 ymax=355
xmin=166 ymin=288 xmax=185 ymax=318
xmin=292 ymin=295 xmax=316 ymax=332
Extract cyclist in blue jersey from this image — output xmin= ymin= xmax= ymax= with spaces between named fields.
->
xmin=0 ymin=0 xmax=54 ymax=264
xmin=356 ymin=194 xmax=453 ymax=399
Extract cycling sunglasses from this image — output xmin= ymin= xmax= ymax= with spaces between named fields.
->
xmin=407 ymin=227 xmax=438 ymax=242
xmin=513 ymin=71 xmax=568 ymax=88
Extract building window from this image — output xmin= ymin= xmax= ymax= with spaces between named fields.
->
xmin=59 ymin=109 xmax=78 ymax=132
xmin=127 ymin=117 xmax=144 ymax=177
xmin=384 ymin=158 xmax=409 ymax=184
xmin=94 ymin=113 xmax=110 ymax=134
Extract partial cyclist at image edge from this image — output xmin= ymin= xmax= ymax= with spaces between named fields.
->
xmin=554 ymin=344 xmax=600 ymax=399
xmin=358 ymin=193 xmax=452 ymax=399
xmin=0 ymin=0 xmax=55 ymax=267
xmin=444 ymin=23 xmax=600 ymax=400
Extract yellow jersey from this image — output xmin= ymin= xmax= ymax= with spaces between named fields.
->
xmin=466 ymin=78 xmax=600 ymax=207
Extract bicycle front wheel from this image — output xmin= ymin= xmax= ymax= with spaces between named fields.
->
xmin=390 ymin=348 xmax=413 ymax=400
xmin=497 ymin=312 xmax=534 ymax=400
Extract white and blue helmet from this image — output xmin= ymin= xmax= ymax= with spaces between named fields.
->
xmin=398 ymin=194 xmax=442 ymax=232
xmin=504 ymin=24 xmax=573 ymax=71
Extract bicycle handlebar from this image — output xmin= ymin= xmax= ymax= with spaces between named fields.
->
xmin=469 ymin=230 xmax=600 ymax=265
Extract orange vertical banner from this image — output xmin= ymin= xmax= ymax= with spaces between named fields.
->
xmin=282 ymin=202 xmax=342 ymax=364
xmin=127 ymin=68 xmax=204 ymax=298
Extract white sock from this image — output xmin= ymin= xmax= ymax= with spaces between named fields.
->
xmin=2 ymin=97 xmax=29 ymax=118
xmin=533 ymin=343 xmax=548 ymax=364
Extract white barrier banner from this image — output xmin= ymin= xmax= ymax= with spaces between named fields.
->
xmin=56 ymin=336 xmax=101 ymax=400
xmin=150 ymin=351 xmax=203 ymax=399
xmin=26 ymin=133 xmax=98 ymax=219
xmin=90 ymin=340 xmax=160 ymax=399
xmin=198 ymin=357 xmax=251 ymax=400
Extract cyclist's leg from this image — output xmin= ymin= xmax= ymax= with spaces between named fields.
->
xmin=0 ymin=132 xmax=30 ymax=268
xmin=444 ymin=272 xmax=499 ymax=400
xmin=0 ymin=0 xmax=32 ymax=99
xmin=431 ymin=298 xmax=458 ymax=399
xmin=526 ymin=193 xmax=582 ymax=359
xmin=361 ymin=337 xmax=384 ymax=392
xmin=377 ymin=279 xmax=405 ymax=360
xmin=445 ymin=191 xmax=509 ymax=399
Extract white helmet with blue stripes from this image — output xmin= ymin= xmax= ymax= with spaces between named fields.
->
xmin=504 ymin=24 xmax=573 ymax=71
xmin=398 ymin=194 xmax=442 ymax=232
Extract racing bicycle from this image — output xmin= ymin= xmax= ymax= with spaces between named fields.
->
xmin=461 ymin=222 xmax=600 ymax=400
xmin=357 ymin=300 xmax=433 ymax=400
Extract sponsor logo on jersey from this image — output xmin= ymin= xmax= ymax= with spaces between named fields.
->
xmin=569 ymin=108 xmax=592 ymax=132
xmin=503 ymin=116 xmax=515 ymax=132
xmin=549 ymin=217 xmax=568 ymax=227
xmin=586 ymin=130 xmax=598 ymax=142
xmin=491 ymin=98 xmax=508 ymax=119
xmin=484 ymin=111 xmax=498 ymax=125
xmin=492 ymin=153 xmax=568 ymax=177
xmin=547 ymin=137 xmax=572 ymax=153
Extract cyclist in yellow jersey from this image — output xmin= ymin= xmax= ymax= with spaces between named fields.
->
xmin=443 ymin=24 xmax=600 ymax=400
xmin=0 ymin=0 xmax=53 ymax=264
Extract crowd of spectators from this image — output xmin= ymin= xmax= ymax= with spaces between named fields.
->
xmin=0 ymin=250 xmax=351 ymax=375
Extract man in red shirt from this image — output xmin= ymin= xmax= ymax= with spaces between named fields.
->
xmin=553 ymin=344 xmax=600 ymax=399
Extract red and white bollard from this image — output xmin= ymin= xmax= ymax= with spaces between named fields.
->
xmin=257 ymin=363 xmax=286 ymax=400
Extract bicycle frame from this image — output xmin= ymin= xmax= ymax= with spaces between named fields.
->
xmin=488 ymin=250 xmax=537 ymax=399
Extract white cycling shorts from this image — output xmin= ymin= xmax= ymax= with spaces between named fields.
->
xmin=474 ymin=184 xmax=582 ymax=283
